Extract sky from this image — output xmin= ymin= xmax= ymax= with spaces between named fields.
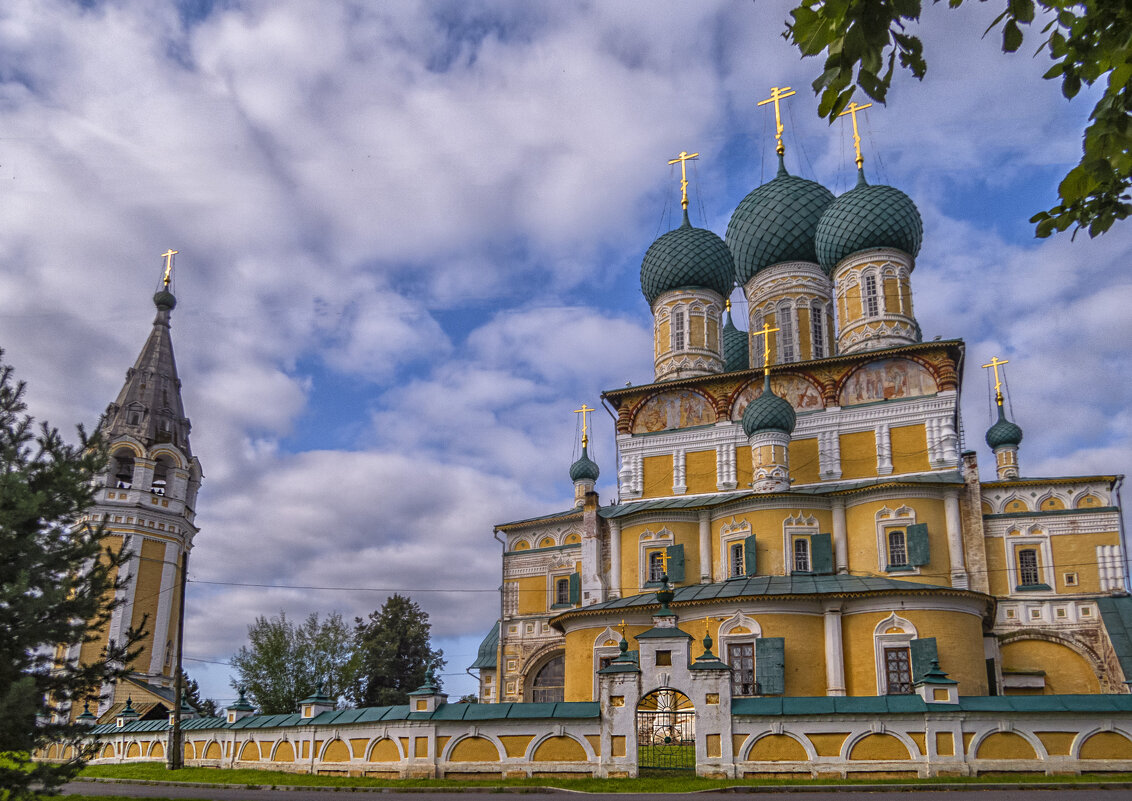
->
xmin=1 ymin=0 xmax=1128 ymax=707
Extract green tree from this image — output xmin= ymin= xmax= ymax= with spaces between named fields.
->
xmin=177 ymin=670 xmax=218 ymax=718
xmin=349 ymin=595 xmax=445 ymax=708
xmin=229 ymin=611 xmax=356 ymax=715
xmin=0 ymin=352 xmax=143 ymax=800
xmin=783 ymin=0 xmax=1131 ymax=238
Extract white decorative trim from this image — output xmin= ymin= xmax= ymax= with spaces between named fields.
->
xmin=873 ymin=613 xmax=918 ymax=696
xmin=673 ymin=449 xmax=687 ymax=495
xmin=1001 ymin=527 xmax=1055 ymax=595
xmin=720 ymin=517 xmax=752 ymax=581
xmin=783 ymin=513 xmax=819 ymax=575
xmin=875 ymin=505 xmax=920 ymax=575
xmin=638 ymin=528 xmax=673 ymax=587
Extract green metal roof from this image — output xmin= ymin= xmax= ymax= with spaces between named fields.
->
xmin=815 ymin=168 xmax=923 ymax=272
xmin=569 ymin=444 xmax=600 ymax=482
xmin=742 ymin=376 xmax=796 ymax=436
xmin=496 ymin=508 xmax=580 ymax=530
xmin=726 ymin=155 xmax=835 ymax=281
xmin=469 ymin=620 xmax=500 ymax=670
xmin=641 ymin=210 xmax=735 ymax=305
xmin=986 ymin=404 xmax=1023 ymax=449
xmin=722 ymin=310 xmax=749 ymax=373
xmin=1097 ymin=596 xmax=1132 ymax=682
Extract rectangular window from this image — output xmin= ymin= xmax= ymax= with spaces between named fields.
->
xmin=793 ymin=537 xmax=810 ymax=573
xmin=728 ymin=643 xmax=755 ymax=696
xmin=811 ymin=303 xmax=824 ymax=358
xmin=778 ymin=304 xmax=795 ymax=363
xmin=648 ymin=550 xmax=665 ymax=583
xmin=864 ymin=274 xmax=880 ymax=317
xmin=671 ymin=311 xmax=685 ymax=351
xmin=655 ymin=650 xmax=672 ymax=666
xmin=555 ymin=577 xmax=570 ymax=606
xmin=888 ymin=529 xmax=908 ymax=567
xmin=884 ymin=647 xmax=912 ymax=695
xmin=1019 ymin=549 xmax=1040 ymax=586
xmin=729 ymin=543 xmax=745 ymax=578
xmin=751 ymin=314 xmax=764 ymax=368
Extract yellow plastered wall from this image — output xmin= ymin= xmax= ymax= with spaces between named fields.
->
xmin=655 ymin=319 xmax=669 ymax=359
xmin=882 ymin=277 xmax=900 ymax=315
xmin=807 ymin=733 xmax=849 ymax=757
xmin=900 ymin=282 xmax=913 ymax=317
xmin=985 ymin=536 xmax=1009 ymax=596
xmin=796 ymin=306 xmax=813 ymax=360
xmin=690 ymin=315 xmax=706 ymax=349
xmin=838 ymin=430 xmax=877 ymax=480
xmin=618 ymin=521 xmax=699 ymax=598
xmin=564 ymin=623 xmax=645 ymax=702
xmin=736 ymin=446 xmax=753 ymax=491
xmin=843 ymin=497 xmax=950 ymax=583
xmin=130 ymin=539 xmax=169 ymax=670
xmin=1051 ymin=530 xmax=1120 ymax=593
xmin=685 ymin=449 xmax=717 ymax=495
xmin=274 ymin=741 xmax=295 ymax=761
xmin=500 ymin=736 xmax=534 ymax=758
xmin=516 ymin=576 xmax=545 ymax=615
xmin=840 ymin=609 xmax=987 ymax=696
xmin=849 ymin=733 xmax=910 ymax=760
xmin=890 ymin=424 xmax=930 ymax=474
xmin=748 ymin=734 xmax=808 ymax=761
xmin=79 ymin=536 xmax=122 ymax=674
xmin=975 ymin=732 xmax=1037 ymax=760
xmin=239 ymin=741 xmax=259 ymax=761
xmin=711 ymin=508 xmax=834 ymax=579
xmin=1080 ymin=732 xmax=1132 ymax=759
xmin=450 ymin=737 xmax=500 ymax=762
xmin=788 ymin=438 xmax=820 ymax=485
xmin=706 ymin=317 xmax=719 ymax=353
xmin=532 ymin=736 xmax=587 ymax=761
xmin=368 ymin=739 xmax=398 ymax=762
xmin=759 ymin=613 xmax=826 ymax=696
xmin=1000 ymin=639 xmax=1100 ymax=694
xmin=1036 ymin=732 xmax=1074 ymax=756
xmin=641 ymin=454 xmax=674 ymax=499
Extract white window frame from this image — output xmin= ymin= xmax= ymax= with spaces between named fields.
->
xmin=638 ymin=528 xmax=673 ymax=589
xmin=873 ymin=613 xmax=918 ymax=696
xmin=751 ymin=311 xmax=765 ymax=368
xmin=1003 ymin=527 xmax=1055 ymax=595
xmin=546 ymin=557 xmax=576 ymax=609
xmin=719 ymin=518 xmax=751 ymax=582
xmin=875 ymin=505 xmax=920 ymax=575
xmin=782 ymin=514 xmax=818 ymax=576
xmin=719 ymin=612 xmax=762 ymax=695
xmin=810 ymin=300 xmax=825 ymax=358
xmin=592 ymin=626 xmax=625 ymax=699
xmin=777 ymin=301 xmax=796 ymax=363
xmin=671 ymin=308 xmax=686 ymax=352
xmin=863 ymin=271 xmax=880 ymax=318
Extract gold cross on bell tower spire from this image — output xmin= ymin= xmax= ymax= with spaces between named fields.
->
xmin=837 ymin=101 xmax=873 ymax=168
xmin=160 ymin=249 xmax=179 ymax=288
xmin=758 ymin=86 xmax=796 ymax=156
xmin=982 ymin=356 xmax=1010 ymax=406
xmin=574 ymin=403 xmax=594 ymax=447
xmin=667 ymin=150 xmax=700 ymax=210
xmin=750 ymin=321 xmax=780 ymax=377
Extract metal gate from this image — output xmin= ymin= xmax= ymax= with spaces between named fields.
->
xmin=636 ymin=688 xmax=695 ymax=771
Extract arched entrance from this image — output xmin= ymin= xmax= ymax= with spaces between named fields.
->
xmin=529 ymin=654 xmax=565 ymax=702
xmin=636 ymin=688 xmax=695 ymax=771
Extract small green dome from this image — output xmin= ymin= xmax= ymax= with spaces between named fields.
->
xmin=815 ymin=168 xmax=923 ymax=272
xmin=726 ymin=155 xmax=835 ymax=282
xmin=153 ymin=289 xmax=177 ymax=310
xmin=722 ymin=308 xmax=749 ymax=372
xmin=641 ymin=210 xmax=735 ymax=305
xmin=742 ymin=376 xmax=796 ymax=436
xmin=569 ymin=444 xmax=600 ymax=482
xmin=986 ymin=404 xmax=1023 ymax=449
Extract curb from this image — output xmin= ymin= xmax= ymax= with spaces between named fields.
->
xmin=70 ymin=777 xmax=1132 ymax=794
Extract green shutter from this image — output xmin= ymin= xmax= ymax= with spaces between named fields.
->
xmin=745 ymin=534 xmax=758 ymax=577
xmin=910 ymin=637 xmax=938 ymax=683
xmin=810 ymin=533 xmax=833 ymax=575
xmin=907 ymin=523 xmax=930 ymax=566
xmin=755 ymin=637 xmax=785 ymax=695
xmin=665 ymin=544 xmax=685 ymax=583
xmin=568 ymin=572 xmax=580 ymax=605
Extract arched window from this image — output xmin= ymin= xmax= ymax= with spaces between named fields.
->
xmin=777 ymin=302 xmax=795 ymax=363
xmin=810 ymin=300 xmax=825 ymax=358
xmin=863 ymin=273 xmax=880 ymax=318
xmin=888 ymin=530 xmax=908 ymax=568
xmin=111 ymin=449 xmax=135 ymax=489
xmin=531 ymin=655 xmax=565 ymax=703
xmin=151 ymin=455 xmax=172 ymax=496
xmin=671 ymin=309 xmax=685 ymax=352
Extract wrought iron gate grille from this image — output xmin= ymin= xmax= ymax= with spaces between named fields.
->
xmin=636 ymin=688 xmax=695 ymax=771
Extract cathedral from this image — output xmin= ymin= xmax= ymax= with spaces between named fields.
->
xmin=470 ymin=102 xmax=1130 ymax=709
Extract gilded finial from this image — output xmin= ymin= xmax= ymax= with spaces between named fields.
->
xmin=982 ymin=356 xmax=1009 ymax=406
xmin=725 ymin=298 xmax=731 ymax=313
xmin=758 ymin=87 xmax=796 ymax=156
xmin=836 ymin=102 xmax=873 ymax=169
xmin=750 ymin=321 xmax=780 ymax=377
xmin=619 ymin=618 xmax=626 ymax=638
xmin=160 ymin=249 xmax=179 ymax=288
xmin=667 ymin=151 xmax=699 ymax=211
xmin=573 ymin=403 xmax=594 ymax=448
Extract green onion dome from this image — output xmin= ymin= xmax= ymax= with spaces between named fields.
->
xmin=725 ymin=154 xmax=835 ymax=282
xmin=722 ymin=308 xmax=749 ymax=372
xmin=815 ymin=167 xmax=923 ymax=273
xmin=742 ymin=375 xmax=796 ymax=436
xmin=641 ymin=209 xmax=736 ymax=305
xmin=153 ymin=289 xmax=177 ymax=310
xmin=986 ymin=404 xmax=1023 ymax=449
xmin=569 ymin=444 xmax=600 ymax=482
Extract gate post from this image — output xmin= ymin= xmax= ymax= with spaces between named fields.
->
xmin=688 ymin=630 xmax=735 ymax=777
xmin=598 ymin=638 xmax=641 ymax=777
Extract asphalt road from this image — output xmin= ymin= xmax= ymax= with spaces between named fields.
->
xmin=61 ymin=779 xmax=1132 ymax=801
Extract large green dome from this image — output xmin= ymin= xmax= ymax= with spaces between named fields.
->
xmin=742 ymin=376 xmax=796 ymax=436
xmin=986 ymin=404 xmax=1023 ymax=449
xmin=726 ymin=155 xmax=835 ymax=282
xmin=722 ymin=308 xmax=749 ymax=372
xmin=815 ymin=168 xmax=923 ymax=272
xmin=569 ymin=444 xmax=600 ymax=482
xmin=641 ymin=210 xmax=735 ymax=306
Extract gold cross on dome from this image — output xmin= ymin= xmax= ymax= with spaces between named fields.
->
xmin=982 ymin=356 xmax=1010 ymax=405
xmin=837 ymin=101 xmax=873 ymax=168
xmin=750 ymin=321 xmax=780 ymax=376
xmin=757 ymin=86 xmax=796 ymax=155
xmin=573 ymin=403 xmax=594 ymax=447
xmin=160 ymin=249 xmax=179 ymax=287
xmin=667 ymin=150 xmax=699 ymax=210
xmin=619 ymin=618 xmax=627 ymax=638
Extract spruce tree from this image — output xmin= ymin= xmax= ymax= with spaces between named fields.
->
xmin=349 ymin=594 xmax=445 ymax=708
xmin=0 ymin=352 xmax=143 ymax=799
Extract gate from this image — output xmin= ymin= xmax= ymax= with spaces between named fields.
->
xmin=636 ymin=688 xmax=695 ymax=771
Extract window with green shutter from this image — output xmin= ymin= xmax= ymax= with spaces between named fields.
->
xmin=910 ymin=637 xmax=938 ymax=684
xmin=810 ymin=532 xmax=833 ymax=575
xmin=907 ymin=523 xmax=930 ymax=566
xmin=568 ymin=572 xmax=580 ymax=605
xmin=745 ymin=533 xmax=758 ymax=576
xmin=755 ymin=637 xmax=785 ymax=695
xmin=665 ymin=543 xmax=685 ymax=583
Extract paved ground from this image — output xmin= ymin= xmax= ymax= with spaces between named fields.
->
xmin=61 ymin=779 xmax=1132 ymax=801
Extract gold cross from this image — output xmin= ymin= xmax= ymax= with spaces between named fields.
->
xmin=757 ymin=86 xmax=796 ymax=156
xmin=837 ymin=102 xmax=873 ymax=168
xmin=667 ymin=150 xmax=699 ymax=210
xmin=657 ymin=549 xmax=671 ymax=574
xmin=619 ymin=618 xmax=627 ymax=639
xmin=750 ymin=321 xmax=780 ymax=376
xmin=160 ymin=249 xmax=179 ymax=288
xmin=982 ymin=356 xmax=1009 ymax=405
xmin=573 ymin=403 xmax=594 ymax=447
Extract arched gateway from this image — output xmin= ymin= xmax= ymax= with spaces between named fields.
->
xmin=636 ymin=688 xmax=695 ymax=771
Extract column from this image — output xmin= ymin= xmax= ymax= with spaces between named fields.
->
xmin=608 ymin=519 xmax=622 ymax=599
xmin=699 ymin=510 xmax=711 ymax=584
xmin=673 ymin=449 xmax=687 ymax=495
xmin=943 ymin=490 xmax=968 ymax=588
xmin=832 ymin=499 xmax=848 ymax=574
xmin=823 ymin=604 xmax=846 ymax=696
xmin=147 ymin=541 xmax=180 ymax=675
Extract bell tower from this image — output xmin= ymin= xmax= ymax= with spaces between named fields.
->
xmin=78 ymin=251 xmax=203 ymax=718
